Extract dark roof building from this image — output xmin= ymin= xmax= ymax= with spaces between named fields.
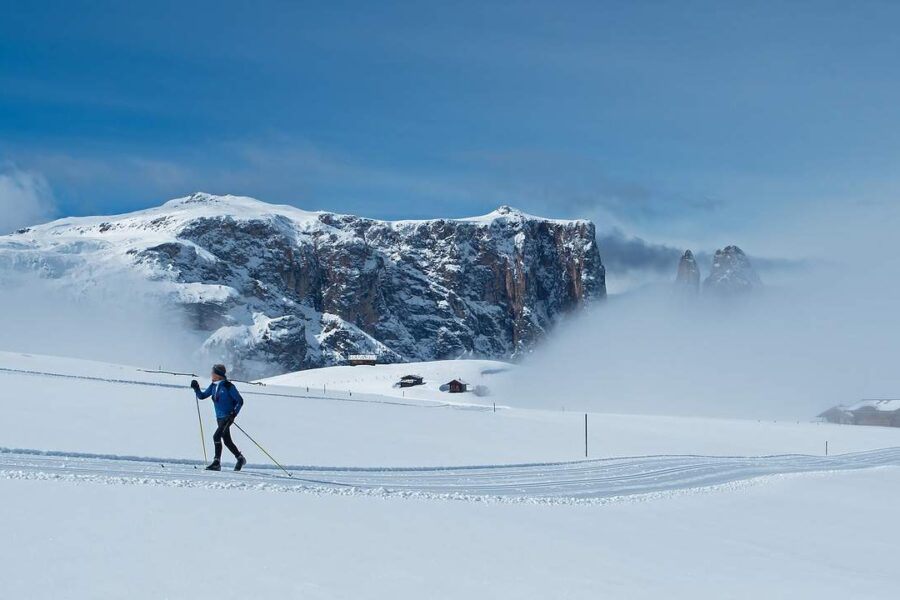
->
xmin=399 ymin=375 xmax=424 ymax=388
xmin=446 ymin=379 xmax=468 ymax=394
xmin=818 ymin=400 xmax=900 ymax=427
xmin=347 ymin=354 xmax=378 ymax=366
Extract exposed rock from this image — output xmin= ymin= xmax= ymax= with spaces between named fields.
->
xmin=674 ymin=249 xmax=700 ymax=295
xmin=703 ymin=245 xmax=762 ymax=296
xmin=0 ymin=193 xmax=606 ymax=377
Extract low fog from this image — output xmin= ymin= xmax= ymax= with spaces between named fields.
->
xmin=0 ymin=271 xmax=206 ymax=373
xmin=1 ymin=195 xmax=897 ymax=422
xmin=507 ymin=200 xmax=900 ymax=420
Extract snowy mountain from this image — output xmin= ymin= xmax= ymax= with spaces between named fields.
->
xmin=0 ymin=193 xmax=605 ymax=376
xmin=703 ymin=245 xmax=762 ymax=296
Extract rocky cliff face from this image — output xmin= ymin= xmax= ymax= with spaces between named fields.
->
xmin=674 ymin=250 xmax=700 ymax=295
xmin=1 ymin=194 xmax=605 ymax=376
xmin=703 ymin=245 xmax=762 ymax=296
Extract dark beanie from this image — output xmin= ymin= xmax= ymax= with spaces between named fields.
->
xmin=212 ymin=364 xmax=227 ymax=378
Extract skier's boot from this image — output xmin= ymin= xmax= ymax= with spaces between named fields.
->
xmin=205 ymin=460 xmax=221 ymax=471
xmin=235 ymin=455 xmax=247 ymax=472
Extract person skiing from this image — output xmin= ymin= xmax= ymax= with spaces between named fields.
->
xmin=191 ymin=364 xmax=246 ymax=471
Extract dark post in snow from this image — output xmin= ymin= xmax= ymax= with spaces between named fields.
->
xmin=493 ymin=402 xmax=496 ymax=413
xmin=825 ymin=440 xmax=829 ymax=456
xmin=585 ymin=413 xmax=588 ymax=458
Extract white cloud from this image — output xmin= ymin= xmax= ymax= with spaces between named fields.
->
xmin=0 ymin=166 xmax=57 ymax=234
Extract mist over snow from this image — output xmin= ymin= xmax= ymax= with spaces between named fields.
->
xmin=0 ymin=270 xmax=207 ymax=372
xmin=507 ymin=201 xmax=900 ymax=421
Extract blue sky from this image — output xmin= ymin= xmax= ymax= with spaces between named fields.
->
xmin=2 ymin=1 xmax=900 ymax=257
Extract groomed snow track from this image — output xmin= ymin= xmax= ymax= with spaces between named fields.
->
xmin=3 ymin=446 xmax=899 ymax=505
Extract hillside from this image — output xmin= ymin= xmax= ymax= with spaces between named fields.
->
xmin=260 ymin=359 xmax=515 ymax=403
xmin=0 ymin=194 xmax=605 ymax=377
xmin=3 ymin=350 xmax=898 ymax=466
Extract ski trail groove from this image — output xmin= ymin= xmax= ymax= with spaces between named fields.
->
xmin=2 ymin=446 xmax=899 ymax=503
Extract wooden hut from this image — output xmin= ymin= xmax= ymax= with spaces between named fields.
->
xmin=347 ymin=354 xmax=377 ymax=366
xmin=446 ymin=379 xmax=468 ymax=393
xmin=399 ymin=375 xmax=424 ymax=388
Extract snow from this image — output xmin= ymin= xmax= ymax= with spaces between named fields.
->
xmin=260 ymin=359 xmax=515 ymax=405
xmin=455 ymin=204 xmax=591 ymax=226
xmin=3 ymin=470 xmax=900 ymax=599
xmin=844 ymin=399 xmax=900 ymax=412
xmin=9 ymin=194 xmax=588 ymax=246
xmin=2 ymin=349 xmax=900 ymax=598
xmin=2 ymin=350 xmax=899 ymax=466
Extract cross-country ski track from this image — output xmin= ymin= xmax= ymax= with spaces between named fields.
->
xmin=3 ymin=445 xmax=899 ymax=504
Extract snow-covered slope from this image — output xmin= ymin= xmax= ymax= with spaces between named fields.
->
xmin=4 ymin=350 xmax=900 ymax=599
xmin=7 ymin=470 xmax=898 ymax=600
xmin=261 ymin=359 xmax=515 ymax=403
xmin=0 ymin=194 xmax=606 ymax=377
xmin=3 ymin=350 xmax=898 ymax=466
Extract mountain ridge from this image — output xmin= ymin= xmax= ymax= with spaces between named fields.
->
xmin=1 ymin=193 xmax=605 ymax=377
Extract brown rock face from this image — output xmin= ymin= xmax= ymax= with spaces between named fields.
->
xmin=674 ymin=249 xmax=700 ymax=295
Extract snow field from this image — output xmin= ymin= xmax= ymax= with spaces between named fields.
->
xmin=4 ymin=469 xmax=900 ymax=599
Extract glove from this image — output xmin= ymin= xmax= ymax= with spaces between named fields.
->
xmin=190 ymin=379 xmax=200 ymax=390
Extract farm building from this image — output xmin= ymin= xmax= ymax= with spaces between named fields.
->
xmin=818 ymin=400 xmax=900 ymax=427
xmin=346 ymin=354 xmax=378 ymax=366
xmin=398 ymin=375 xmax=424 ymax=388
xmin=444 ymin=379 xmax=468 ymax=394
xmin=817 ymin=407 xmax=853 ymax=425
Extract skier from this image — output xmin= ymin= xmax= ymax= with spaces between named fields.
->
xmin=191 ymin=364 xmax=246 ymax=471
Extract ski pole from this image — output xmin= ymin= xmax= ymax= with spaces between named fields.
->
xmin=195 ymin=397 xmax=208 ymax=464
xmin=232 ymin=421 xmax=293 ymax=477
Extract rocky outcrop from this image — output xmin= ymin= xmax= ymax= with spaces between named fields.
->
xmin=703 ymin=245 xmax=761 ymax=296
xmin=1 ymin=194 xmax=605 ymax=377
xmin=674 ymin=250 xmax=700 ymax=295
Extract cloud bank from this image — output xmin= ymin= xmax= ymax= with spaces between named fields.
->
xmin=0 ymin=271 xmax=205 ymax=372
xmin=0 ymin=167 xmax=57 ymax=234
xmin=597 ymin=228 xmax=808 ymax=294
xmin=504 ymin=200 xmax=900 ymax=421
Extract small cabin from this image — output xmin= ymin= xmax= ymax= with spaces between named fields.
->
xmin=347 ymin=354 xmax=378 ymax=366
xmin=446 ymin=379 xmax=468 ymax=394
xmin=819 ymin=399 xmax=900 ymax=427
xmin=817 ymin=407 xmax=853 ymax=425
xmin=399 ymin=375 xmax=424 ymax=388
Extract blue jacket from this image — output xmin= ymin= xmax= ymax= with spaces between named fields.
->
xmin=196 ymin=380 xmax=244 ymax=419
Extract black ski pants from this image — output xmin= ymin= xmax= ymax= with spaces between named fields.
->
xmin=213 ymin=414 xmax=241 ymax=460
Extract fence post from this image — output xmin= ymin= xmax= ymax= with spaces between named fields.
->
xmin=584 ymin=413 xmax=588 ymax=458
xmin=825 ymin=440 xmax=828 ymax=456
